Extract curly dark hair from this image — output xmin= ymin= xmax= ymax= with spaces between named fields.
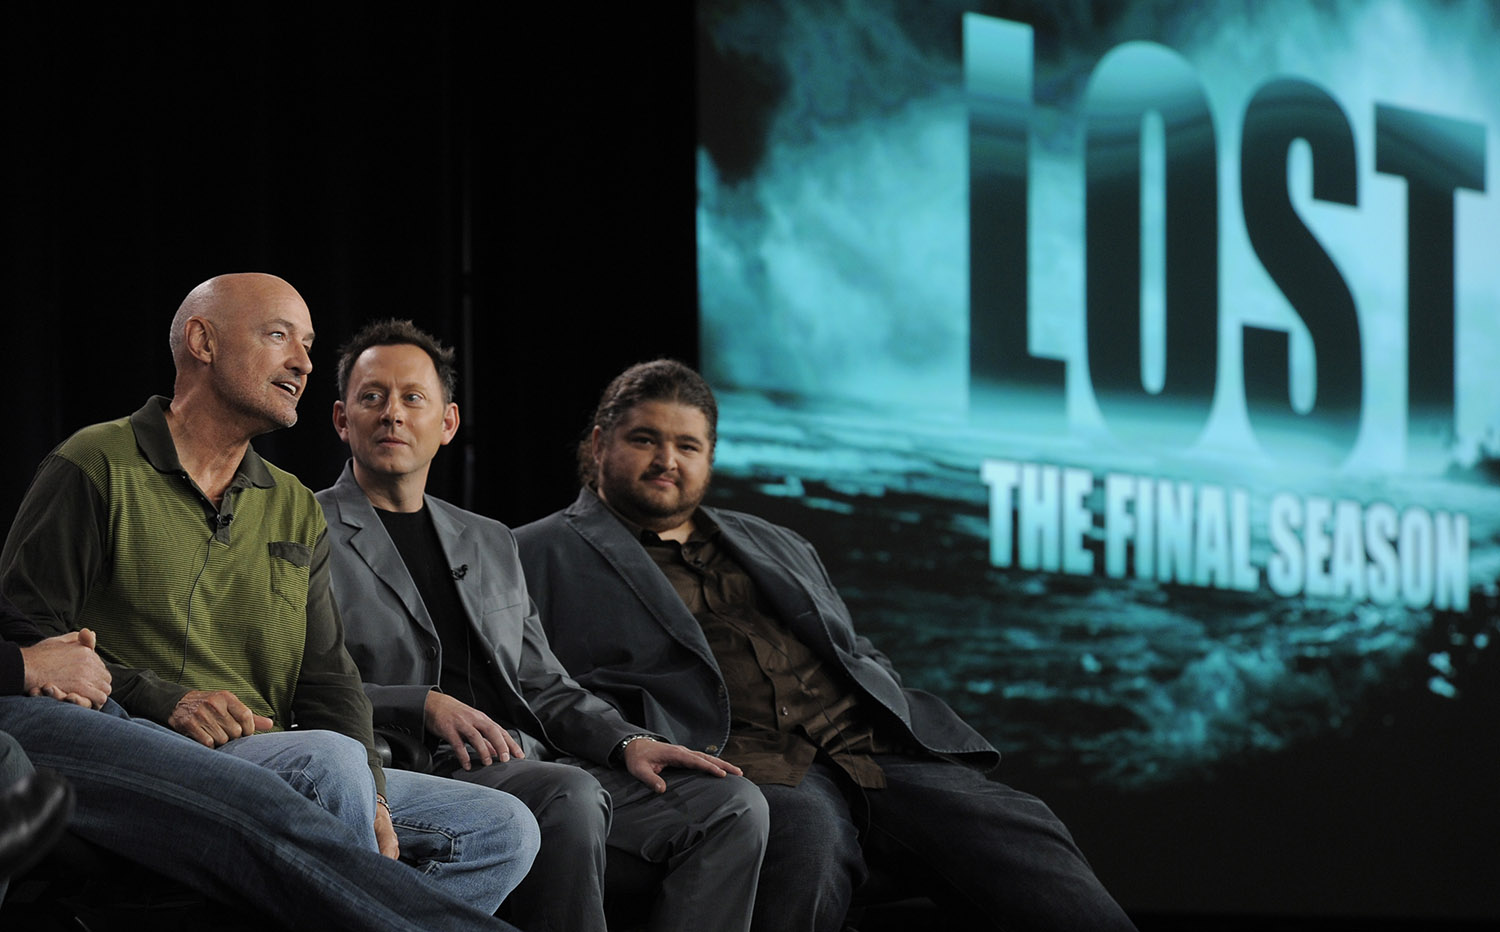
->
xmin=577 ymin=359 xmax=718 ymax=488
xmin=335 ymin=319 xmax=458 ymax=404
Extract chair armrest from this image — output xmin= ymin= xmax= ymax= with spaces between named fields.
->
xmin=372 ymin=725 xmax=433 ymax=774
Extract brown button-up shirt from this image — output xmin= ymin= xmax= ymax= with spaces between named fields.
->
xmin=635 ymin=510 xmax=892 ymax=788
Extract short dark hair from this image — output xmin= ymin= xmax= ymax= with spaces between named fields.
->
xmin=578 ymin=359 xmax=718 ymax=487
xmin=335 ymin=319 xmax=458 ymax=405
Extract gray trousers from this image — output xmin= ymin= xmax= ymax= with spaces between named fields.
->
xmin=449 ymin=755 xmax=768 ymax=932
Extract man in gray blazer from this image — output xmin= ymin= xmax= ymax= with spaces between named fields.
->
xmin=314 ymin=321 xmax=767 ymax=932
xmin=514 ymin=360 xmax=1138 ymax=932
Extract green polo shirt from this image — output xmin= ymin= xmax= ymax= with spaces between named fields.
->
xmin=0 ymin=396 xmax=383 ymax=792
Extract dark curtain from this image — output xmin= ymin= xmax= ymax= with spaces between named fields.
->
xmin=1 ymin=3 xmax=696 ymax=530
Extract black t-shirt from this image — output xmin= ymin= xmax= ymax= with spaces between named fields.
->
xmin=374 ymin=507 xmax=508 ymax=720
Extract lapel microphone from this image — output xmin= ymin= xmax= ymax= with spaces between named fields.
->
xmin=451 ymin=564 xmax=469 ymax=581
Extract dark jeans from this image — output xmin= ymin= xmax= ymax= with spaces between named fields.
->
xmin=753 ymin=754 xmax=1137 ymax=932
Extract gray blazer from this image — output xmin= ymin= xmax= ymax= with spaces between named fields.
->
xmin=514 ymin=488 xmax=1001 ymax=770
xmin=316 ymin=462 xmax=643 ymax=765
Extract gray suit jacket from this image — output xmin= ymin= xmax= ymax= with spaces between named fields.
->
xmin=316 ymin=462 xmax=643 ymax=765
xmin=514 ymin=488 xmax=1000 ymax=770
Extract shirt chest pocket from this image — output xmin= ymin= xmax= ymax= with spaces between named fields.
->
xmin=268 ymin=541 xmax=312 ymax=611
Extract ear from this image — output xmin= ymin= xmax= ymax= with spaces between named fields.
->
xmin=439 ymin=402 xmax=461 ymax=446
xmin=332 ymin=400 xmax=349 ymax=442
xmin=183 ymin=316 xmax=215 ymax=364
xmin=590 ymin=425 xmax=604 ymax=465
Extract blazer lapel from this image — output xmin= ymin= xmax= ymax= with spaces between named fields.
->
xmin=713 ymin=512 xmax=807 ymax=605
xmin=424 ymin=497 xmax=540 ymax=716
xmin=710 ymin=507 xmax=864 ymax=662
xmin=332 ymin=466 xmax=438 ymax=640
xmin=566 ymin=490 xmax=722 ymax=673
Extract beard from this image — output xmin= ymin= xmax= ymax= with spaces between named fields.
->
xmin=597 ymin=461 xmax=710 ymax=533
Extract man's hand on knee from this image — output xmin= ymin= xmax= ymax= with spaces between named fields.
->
xmin=623 ymin=738 xmax=743 ymax=793
xmin=168 ymin=689 xmax=274 ymax=747
xmin=423 ymin=689 xmax=524 ymax=770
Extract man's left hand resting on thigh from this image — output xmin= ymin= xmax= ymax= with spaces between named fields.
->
xmin=622 ymin=737 xmax=743 ymax=794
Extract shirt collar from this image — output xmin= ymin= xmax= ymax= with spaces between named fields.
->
xmin=129 ymin=395 xmax=276 ymax=489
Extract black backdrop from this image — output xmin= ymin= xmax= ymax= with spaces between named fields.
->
xmin=4 ymin=6 xmax=1494 ymax=929
xmin=1 ymin=3 xmax=696 ymax=531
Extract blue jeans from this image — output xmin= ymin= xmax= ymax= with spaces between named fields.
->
xmin=0 ymin=729 xmax=37 ymax=904
xmin=753 ymin=754 xmax=1137 ymax=932
xmin=0 ymin=730 xmax=32 ymax=784
xmin=220 ymin=729 xmax=539 ymax=913
xmin=0 ymin=696 xmax=522 ymax=930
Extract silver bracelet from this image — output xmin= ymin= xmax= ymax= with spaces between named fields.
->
xmin=617 ymin=733 xmax=656 ymax=760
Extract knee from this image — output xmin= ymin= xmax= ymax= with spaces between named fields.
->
xmin=279 ymin=731 xmax=376 ymax=809
xmin=0 ymin=731 xmax=35 ymax=784
xmin=276 ymin=728 xmax=367 ymax=761
xmin=533 ymin=767 xmax=610 ymax=840
xmin=293 ymin=731 xmax=371 ymax=778
xmin=387 ymin=779 xmax=540 ymax=910
xmin=737 ymin=780 xmax=771 ymax=855
xmin=763 ymin=794 xmax=858 ymax=877
xmin=704 ymin=775 xmax=771 ymax=849
xmin=441 ymin=781 xmax=543 ymax=869
xmin=727 ymin=776 xmax=770 ymax=832
xmin=494 ymin=792 xmax=543 ymax=867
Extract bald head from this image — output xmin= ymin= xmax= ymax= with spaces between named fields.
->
xmin=169 ymin=273 xmax=310 ymax=365
xmin=166 ymin=272 xmax=316 ymax=435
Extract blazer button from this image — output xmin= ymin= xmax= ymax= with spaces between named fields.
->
xmin=426 ymin=646 xmax=438 ymax=658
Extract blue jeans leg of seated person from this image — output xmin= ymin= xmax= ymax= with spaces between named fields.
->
xmin=219 ymin=729 xmax=540 ymax=915
xmin=0 ymin=696 xmax=519 ymax=931
xmin=0 ymin=729 xmax=38 ymax=905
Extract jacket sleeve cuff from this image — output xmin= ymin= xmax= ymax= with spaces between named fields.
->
xmin=0 ymin=642 xmax=25 ymax=696
xmin=110 ymin=665 xmax=191 ymax=724
xmin=365 ymin=682 xmax=437 ymax=737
